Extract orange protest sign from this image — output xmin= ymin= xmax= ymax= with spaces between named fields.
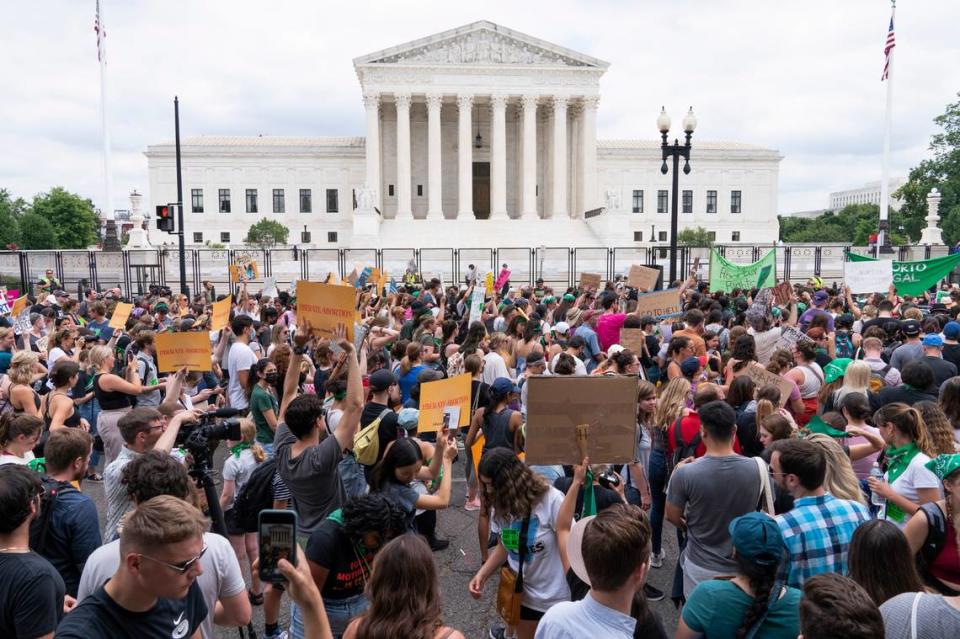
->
xmin=417 ymin=373 xmax=472 ymax=433
xmin=210 ymin=296 xmax=232 ymax=332
xmin=295 ymin=280 xmax=355 ymax=340
xmin=10 ymin=295 xmax=28 ymax=318
xmin=155 ymin=332 xmax=212 ymax=372
xmin=108 ymin=303 xmax=133 ymax=329
xmin=471 ymin=433 xmax=485 ymax=479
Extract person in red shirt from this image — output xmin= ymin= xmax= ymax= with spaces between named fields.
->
xmin=666 ymin=383 xmax=742 ymax=459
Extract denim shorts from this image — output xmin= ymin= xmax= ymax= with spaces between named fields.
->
xmin=290 ymin=592 xmax=368 ymax=639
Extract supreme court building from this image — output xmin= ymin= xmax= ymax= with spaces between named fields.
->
xmin=146 ymin=21 xmax=782 ymax=248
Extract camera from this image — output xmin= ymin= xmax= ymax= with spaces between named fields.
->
xmin=598 ymin=471 xmax=621 ymax=490
xmin=176 ymin=409 xmax=243 ymax=450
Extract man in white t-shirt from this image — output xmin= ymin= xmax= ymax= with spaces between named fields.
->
xmin=227 ymin=315 xmax=258 ymax=410
xmin=549 ymin=335 xmax=588 ymax=375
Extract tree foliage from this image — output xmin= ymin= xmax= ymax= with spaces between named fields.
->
xmin=676 ymin=226 xmax=714 ymax=247
xmin=778 ymin=204 xmax=909 ymax=245
xmin=18 ymin=212 xmax=58 ymax=249
xmin=30 ymin=187 xmax=99 ymax=249
xmin=244 ymin=218 xmax=289 ymax=249
xmin=0 ymin=189 xmax=25 ymax=247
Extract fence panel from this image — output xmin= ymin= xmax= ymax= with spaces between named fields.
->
xmin=572 ymin=248 xmax=610 ymax=286
xmin=535 ymin=247 xmax=572 ymax=290
xmin=195 ymin=250 xmax=231 ymax=296
xmin=456 ymin=249 xmax=496 ymax=281
xmin=381 ymin=249 xmax=417 ymax=282
xmin=303 ymin=249 xmax=341 ymax=282
xmin=419 ymin=249 xmax=455 ymax=286
xmin=0 ymin=252 xmax=23 ymax=290
xmin=495 ymin=248 xmax=533 ymax=287
xmin=92 ymin=252 xmax=125 ymax=295
xmin=343 ymin=248 xmax=378 ymax=279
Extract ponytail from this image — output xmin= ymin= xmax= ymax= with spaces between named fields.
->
xmin=399 ymin=342 xmax=421 ymax=376
xmin=875 ymin=403 xmax=934 ymax=456
xmin=0 ymin=414 xmax=43 ymax=447
xmin=734 ymin=554 xmax=780 ymax=639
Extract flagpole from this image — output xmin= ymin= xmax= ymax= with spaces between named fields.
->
xmin=877 ymin=0 xmax=896 ymax=256
xmin=97 ymin=0 xmax=114 ymax=221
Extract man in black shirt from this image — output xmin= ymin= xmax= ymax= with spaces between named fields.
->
xmin=942 ymin=321 xmax=960 ymax=369
xmin=360 ymin=369 xmax=401 ymax=475
xmin=0 ymin=465 xmax=66 ymax=639
xmin=55 ymin=496 xmax=208 ymax=639
xmin=919 ymin=334 xmax=958 ymax=388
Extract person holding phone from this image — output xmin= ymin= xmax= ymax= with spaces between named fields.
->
xmin=88 ymin=344 xmax=142 ymax=467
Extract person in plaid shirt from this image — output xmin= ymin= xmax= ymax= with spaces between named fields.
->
xmin=770 ymin=438 xmax=870 ymax=588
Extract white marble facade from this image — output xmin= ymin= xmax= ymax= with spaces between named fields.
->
xmin=145 ymin=21 xmax=782 ymax=248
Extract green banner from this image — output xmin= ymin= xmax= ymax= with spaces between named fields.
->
xmin=709 ymin=249 xmax=777 ymax=292
xmin=847 ymin=252 xmax=960 ymax=297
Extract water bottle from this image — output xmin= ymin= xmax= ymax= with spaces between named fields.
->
xmin=870 ymin=462 xmax=886 ymax=508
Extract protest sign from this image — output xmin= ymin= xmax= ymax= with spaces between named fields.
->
xmin=9 ymin=295 xmax=28 ymax=319
xmin=848 ymin=252 xmax=960 ymax=297
xmin=295 ymin=280 xmax=355 ymax=340
xmin=619 ymin=328 xmax=646 ymax=355
xmin=262 ymin=277 xmax=278 ymax=298
xmin=210 ymin=296 xmax=232 ymax=332
xmin=355 ymin=267 xmax=374 ymax=289
xmin=844 ymin=260 xmax=893 ymax=294
xmin=634 ymin=288 xmax=682 ymax=320
xmin=579 ymin=272 xmax=602 ymax=290
xmin=772 ymin=282 xmax=793 ymax=306
xmin=346 ymin=268 xmax=359 ymax=287
xmin=775 ymin=325 xmax=814 ymax=353
xmin=108 ymin=302 xmax=133 ymax=330
xmin=155 ymin=332 xmax=212 ymax=372
xmin=709 ymin=249 xmax=777 ymax=292
xmin=525 ymin=376 xmax=637 ymax=465
xmin=733 ymin=363 xmax=794 ymax=405
xmin=229 ymin=257 xmax=258 ymax=283
xmin=937 ymin=290 xmax=952 ymax=304
xmin=4 ymin=289 xmax=19 ymax=305
xmin=14 ymin=309 xmax=31 ymax=335
xmin=468 ymin=284 xmax=486 ymax=325
xmin=627 ymin=264 xmax=659 ymax=292
xmin=494 ymin=268 xmax=511 ymax=292
xmin=484 ymin=272 xmax=495 ymax=295
xmin=418 ymin=373 xmax=472 ymax=433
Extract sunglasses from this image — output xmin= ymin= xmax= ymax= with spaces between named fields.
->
xmin=138 ymin=544 xmax=207 ymax=574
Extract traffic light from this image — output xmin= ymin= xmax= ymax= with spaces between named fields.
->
xmin=155 ymin=204 xmax=175 ymax=233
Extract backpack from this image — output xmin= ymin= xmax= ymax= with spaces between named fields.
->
xmin=670 ymin=416 xmax=701 ymax=470
xmin=868 ymin=363 xmax=892 ymax=393
xmin=919 ymin=501 xmax=947 ymax=567
xmin=834 ymin=332 xmax=855 ymax=359
xmin=353 ymin=408 xmax=392 ymax=466
xmin=28 ymin=476 xmax=78 ymax=555
xmin=232 ymin=457 xmax=278 ymax=534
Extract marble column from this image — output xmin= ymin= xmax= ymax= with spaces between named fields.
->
xmin=551 ymin=96 xmax=568 ymax=219
xmin=457 ymin=94 xmax=473 ymax=219
xmin=362 ymin=92 xmax=381 ymax=209
xmin=426 ymin=94 xmax=443 ymax=219
xmin=521 ymin=95 xmax=539 ymax=218
xmin=394 ymin=93 xmax=412 ymax=218
xmin=490 ymin=94 xmax=508 ymax=219
xmin=579 ymin=96 xmax=600 ymax=216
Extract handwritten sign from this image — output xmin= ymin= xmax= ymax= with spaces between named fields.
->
xmin=579 ymin=272 xmax=602 ymax=291
xmin=418 ymin=373 xmax=472 ymax=433
xmin=774 ymin=325 xmax=814 ymax=353
xmin=210 ymin=296 xmax=232 ymax=332
xmin=634 ymin=288 xmax=682 ymax=320
xmin=469 ymin=284 xmax=486 ymax=326
xmin=108 ymin=302 xmax=133 ymax=330
xmin=155 ymin=332 xmax=212 ymax=372
xmin=844 ymin=260 xmax=894 ymax=294
xmin=772 ymin=282 xmax=793 ymax=306
xmin=229 ymin=259 xmax=258 ymax=283
xmin=295 ymin=280 xmax=355 ymax=340
xmin=619 ymin=328 xmax=646 ymax=355
xmin=733 ymin=362 xmax=794 ymax=405
xmin=627 ymin=264 xmax=659 ymax=292
xmin=10 ymin=295 xmax=29 ymax=319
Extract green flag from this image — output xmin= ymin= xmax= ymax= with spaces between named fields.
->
xmin=847 ymin=252 xmax=960 ymax=297
xmin=709 ymin=249 xmax=777 ymax=292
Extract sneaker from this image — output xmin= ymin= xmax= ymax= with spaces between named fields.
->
xmin=488 ymin=627 xmax=506 ymax=639
xmin=643 ymin=583 xmax=665 ymax=602
xmin=650 ymin=551 xmax=664 ymax=568
xmin=428 ymin=536 xmax=450 ymax=552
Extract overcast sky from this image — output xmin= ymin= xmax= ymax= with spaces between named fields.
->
xmin=3 ymin=0 xmax=959 ymax=216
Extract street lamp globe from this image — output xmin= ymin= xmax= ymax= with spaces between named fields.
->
xmin=657 ymin=107 xmax=671 ymax=134
xmin=683 ymin=107 xmax=697 ymax=134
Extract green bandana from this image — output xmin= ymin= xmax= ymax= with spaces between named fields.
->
xmin=925 ymin=454 xmax=960 ymax=481
xmin=581 ymin=469 xmax=597 ymax=518
xmin=229 ymin=442 xmax=252 ymax=459
xmin=884 ymin=442 xmax=920 ymax=523
xmin=805 ymin=415 xmax=847 ymax=438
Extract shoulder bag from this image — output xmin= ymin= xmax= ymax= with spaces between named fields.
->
xmin=496 ymin=516 xmax=531 ymax=626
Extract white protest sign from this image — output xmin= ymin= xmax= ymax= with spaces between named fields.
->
xmin=844 ymin=260 xmax=893 ymax=294
xmin=262 ymin=277 xmax=278 ymax=298
xmin=468 ymin=284 xmax=485 ymax=326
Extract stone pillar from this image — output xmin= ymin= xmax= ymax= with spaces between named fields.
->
xmin=426 ymin=94 xmax=443 ymax=219
xmin=490 ymin=94 xmax=508 ymax=219
xmin=457 ymin=94 xmax=473 ymax=219
xmin=920 ymin=187 xmax=944 ymax=245
xmin=551 ymin=96 xmax=568 ymax=219
xmin=395 ymin=93 xmax=412 ymax=218
xmin=362 ymin=92 xmax=381 ymax=210
xmin=521 ymin=95 xmax=539 ymax=218
xmin=579 ymin=96 xmax=599 ymax=216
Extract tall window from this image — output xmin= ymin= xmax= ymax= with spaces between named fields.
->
xmin=218 ymin=189 xmax=231 ymax=213
xmin=326 ymin=189 xmax=339 ymax=213
xmin=300 ymin=189 xmax=312 ymax=213
xmin=682 ymin=190 xmax=693 ymax=213
xmin=245 ymin=189 xmax=258 ymax=213
xmin=732 ymin=231 xmax=741 ymax=241
xmin=706 ymin=190 xmax=717 ymax=214
xmin=272 ymin=189 xmax=285 ymax=213
xmin=632 ymin=190 xmax=643 ymax=214
xmin=190 ymin=189 xmax=203 ymax=213
xmin=657 ymin=190 xmax=668 ymax=214
xmin=731 ymin=190 xmax=742 ymax=214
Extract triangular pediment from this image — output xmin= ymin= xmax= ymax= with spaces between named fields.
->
xmin=353 ymin=21 xmax=609 ymax=69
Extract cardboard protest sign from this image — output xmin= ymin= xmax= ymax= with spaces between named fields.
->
xmin=733 ymin=362 xmax=794 ymax=405
xmin=4 ymin=289 xmax=20 ymax=305
xmin=619 ymin=328 xmax=646 ymax=355
xmin=210 ymin=296 xmax=232 ymax=332
xmin=10 ymin=295 xmax=28 ymax=319
xmin=844 ymin=259 xmax=893 ymax=294
xmin=346 ymin=268 xmax=359 ymax=287
xmin=579 ymin=272 xmax=602 ymax=290
xmin=229 ymin=258 xmax=258 ymax=283
xmin=484 ymin=272 xmax=495 ymax=295
xmin=470 ymin=433 xmax=485 ymax=479
xmin=774 ymin=325 xmax=814 ymax=353
xmin=295 ymin=280 xmax=355 ymax=340
xmin=418 ymin=373 xmax=472 ymax=433
xmin=108 ymin=302 xmax=133 ymax=330
xmin=525 ymin=376 xmax=637 ymax=465
xmin=627 ymin=264 xmax=659 ymax=292
xmin=634 ymin=288 xmax=682 ymax=320
xmin=35 ymin=336 xmax=49 ymax=353
xmin=772 ymin=282 xmax=793 ymax=306
xmin=155 ymin=332 xmax=212 ymax=372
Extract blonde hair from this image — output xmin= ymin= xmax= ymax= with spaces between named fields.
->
xmin=915 ymin=401 xmax=959 ymax=456
xmin=835 ymin=361 xmax=871 ymax=404
xmin=488 ymin=332 xmax=508 ymax=352
xmin=654 ymin=377 xmax=691 ymax=430
xmin=902 ymin=307 xmax=923 ymax=322
xmin=119 ymin=495 xmax=207 ymax=554
xmin=805 ymin=434 xmax=867 ymax=505
xmin=88 ymin=345 xmax=114 ymax=371
xmin=239 ymin=418 xmax=266 ymax=463
xmin=8 ymin=351 xmax=38 ymax=385
xmin=755 ymin=384 xmax=783 ymax=431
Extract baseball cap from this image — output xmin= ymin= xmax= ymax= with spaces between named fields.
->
xmin=44 ymin=294 xmax=57 ymax=305
xmin=553 ymin=321 xmax=570 ymax=335
xmin=902 ymin=320 xmax=921 ymax=337
xmin=566 ymin=514 xmax=597 ymax=586
xmin=397 ymin=408 xmax=420 ymax=431
xmin=823 ymin=357 xmax=852 ymax=384
xmin=491 ymin=377 xmax=520 ymax=398
xmin=608 ymin=344 xmax=625 ymax=356
xmin=812 ymin=290 xmax=829 ymax=305
xmin=53 ymin=290 xmax=69 ymax=298
xmin=943 ymin=321 xmax=960 ymax=340
xmin=368 ymin=369 xmax=397 ymax=392
xmin=562 ymin=293 xmax=576 ymax=303
xmin=680 ymin=356 xmax=701 ymax=377
xmin=728 ymin=512 xmax=785 ymax=566
xmin=922 ymin=334 xmax=944 ymax=348
xmin=542 ymin=296 xmax=556 ymax=304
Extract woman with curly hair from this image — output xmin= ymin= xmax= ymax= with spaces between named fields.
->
xmin=468 ymin=448 xmax=571 ymax=639
xmin=916 ymin=401 xmax=959 ymax=455
xmin=343 ymin=535 xmax=464 ymax=639
xmin=940 ymin=377 xmax=960 ymax=440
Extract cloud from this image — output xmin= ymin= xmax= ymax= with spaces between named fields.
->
xmin=2 ymin=0 xmax=958 ymax=217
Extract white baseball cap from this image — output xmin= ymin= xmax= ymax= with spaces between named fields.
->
xmin=567 ymin=514 xmax=596 ymax=586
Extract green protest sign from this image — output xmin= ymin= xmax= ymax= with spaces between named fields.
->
xmin=847 ymin=252 xmax=960 ymax=297
xmin=709 ymin=249 xmax=777 ymax=292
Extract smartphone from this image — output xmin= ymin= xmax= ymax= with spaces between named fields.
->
xmin=257 ymin=509 xmax=297 ymax=583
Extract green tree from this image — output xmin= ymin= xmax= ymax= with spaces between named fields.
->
xmin=0 ymin=189 xmax=26 ymax=247
xmin=18 ymin=212 xmax=57 ymax=249
xmin=778 ymin=204 xmax=908 ymax=244
xmin=30 ymin=187 xmax=98 ymax=249
xmin=244 ymin=218 xmax=289 ymax=249
xmin=676 ymin=226 xmax=714 ymax=247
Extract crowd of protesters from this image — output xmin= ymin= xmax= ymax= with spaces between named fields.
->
xmin=1 ymin=262 xmax=960 ymax=639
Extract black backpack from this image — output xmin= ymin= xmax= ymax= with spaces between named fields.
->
xmin=232 ymin=457 xmax=278 ymax=534
xmin=919 ymin=501 xmax=947 ymax=566
xmin=28 ymin=476 xmax=78 ymax=555
xmin=670 ymin=416 xmax=701 ymax=469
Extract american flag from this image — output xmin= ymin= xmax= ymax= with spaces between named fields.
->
xmin=881 ymin=14 xmax=895 ymax=81
xmin=94 ymin=0 xmax=106 ymax=62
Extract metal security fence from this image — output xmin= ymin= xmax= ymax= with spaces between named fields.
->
xmin=0 ymin=244 xmax=950 ymax=299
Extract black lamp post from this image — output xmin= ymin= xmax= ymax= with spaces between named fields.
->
xmin=659 ymin=106 xmax=697 ymax=284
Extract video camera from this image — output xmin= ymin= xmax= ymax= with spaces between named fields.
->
xmin=176 ymin=407 xmax=243 ymax=465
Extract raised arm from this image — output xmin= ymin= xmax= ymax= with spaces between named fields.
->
xmin=278 ymin=320 xmax=311 ymax=423
xmin=334 ymin=329 xmax=363 ymax=452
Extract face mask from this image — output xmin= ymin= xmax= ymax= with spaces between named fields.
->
xmin=264 ymin=373 xmax=279 ymax=385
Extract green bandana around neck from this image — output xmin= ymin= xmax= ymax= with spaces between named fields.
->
xmin=581 ymin=468 xmax=597 ymax=518
xmin=229 ymin=441 xmax=252 ymax=459
xmin=883 ymin=442 xmax=920 ymax=522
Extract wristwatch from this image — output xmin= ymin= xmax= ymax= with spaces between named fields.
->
xmin=293 ymin=345 xmax=309 ymax=355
